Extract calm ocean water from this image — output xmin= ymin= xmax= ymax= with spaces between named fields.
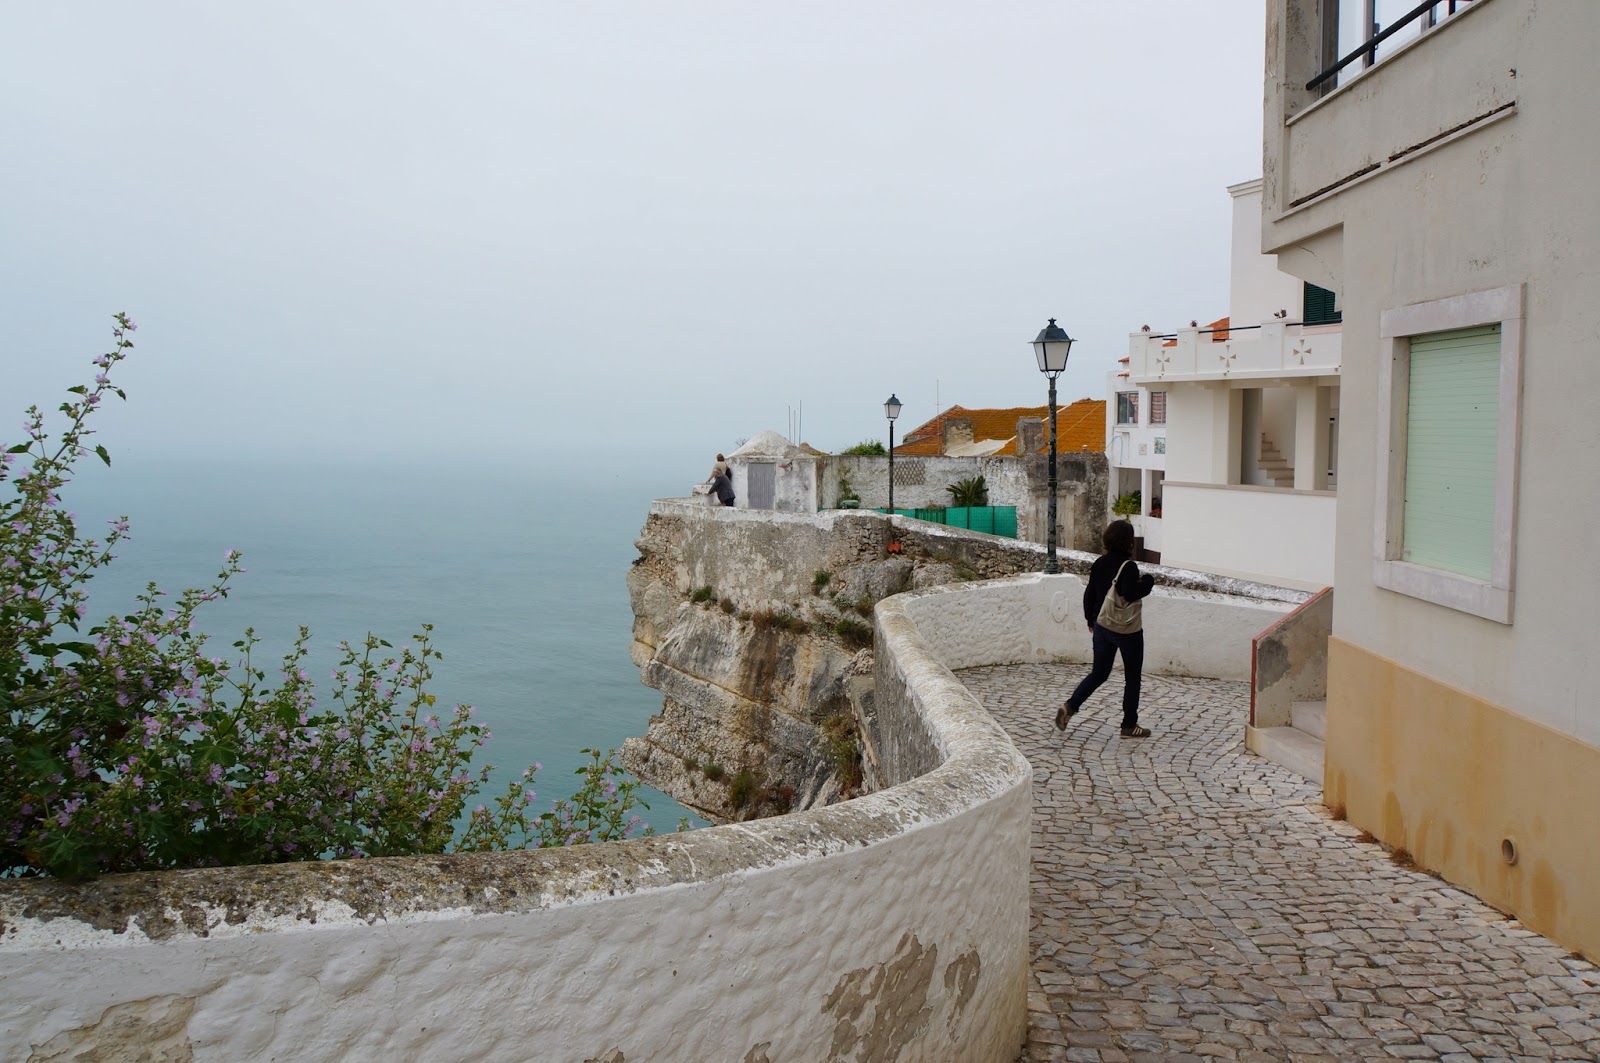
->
xmin=59 ymin=455 xmax=700 ymax=835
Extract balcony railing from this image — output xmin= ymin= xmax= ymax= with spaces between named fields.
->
xmin=1309 ymin=0 xmax=1475 ymax=92
xmin=1126 ymin=320 xmax=1341 ymax=384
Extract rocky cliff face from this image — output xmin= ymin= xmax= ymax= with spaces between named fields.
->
xmin=623 ymin=501 xmax=1305 ymax=823
xmin=623 ymin=504 xmax=1044 ymax=822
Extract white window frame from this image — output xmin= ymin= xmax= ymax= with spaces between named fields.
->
xmin=1374 ymin=284 xmax=1523 ymax=623
xmin=1149 ymin=390 xmax=1167 ymax=425
xmin=1116 ymin=391 xmax=1139 ymax=425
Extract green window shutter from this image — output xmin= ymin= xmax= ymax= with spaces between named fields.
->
xmin=1401 ymin=324 xmax=1501 ymax=580
xmin=1303 ymin=282 xmax=1343 ymax=325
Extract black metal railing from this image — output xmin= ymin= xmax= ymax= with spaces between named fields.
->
xmin=1307 ymin=0 xmax=1468 ymax=92
xmin=1145 ymin=323 xmax=1273 ymax=341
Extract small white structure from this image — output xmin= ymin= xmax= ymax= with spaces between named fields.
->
xmin=1117 ymin=179 xmax=1341 ymax=589
xmin=728 ymin=431 xmax=818 ymax=512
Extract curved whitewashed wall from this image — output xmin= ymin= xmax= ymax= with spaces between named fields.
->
xmin=894 ymin=573 xmax=1295 ymax=681
xmin=0 ymin=538 xmax=1034 ymax=1063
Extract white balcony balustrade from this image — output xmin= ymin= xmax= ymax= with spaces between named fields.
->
xmin=1127 ymin=321 xmax=1341 ymax=385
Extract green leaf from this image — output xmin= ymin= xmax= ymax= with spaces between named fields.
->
xmin=6 ymin=443 xmax=30 ymax=454
xmin=94 ymin=445 xmax=111 ymax=467
xmin=66 ymin=385 xmax=87 ymax=395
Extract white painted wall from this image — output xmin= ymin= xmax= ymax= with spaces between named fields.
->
xmin=1261 ymin=386 xmax=1297 ymax=470
xmin=1228 ymin=179 xmax=1306 ymax=328
xmin=896 ymin=573 xmax=1293 ymax=683
xmin=1263 ymin=0 xmax=1600 ymax=743
xmin=1160 ymin=482 xmax=1336 ymax=590
xmin=1105 ymin=370 xmax=1170 ymax=555
xmin=1105 ymin=371 xmax=1168 ymax=479
xmin=1164 ymin=387 xmax=1240 ymax=485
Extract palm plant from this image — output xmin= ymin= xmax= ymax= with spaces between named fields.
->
xmin=946 ymin=475 xmax=988 ymax=508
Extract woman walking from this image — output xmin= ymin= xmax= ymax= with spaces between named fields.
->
xmin=1057 ymin=519 xmax=1156 ymax=738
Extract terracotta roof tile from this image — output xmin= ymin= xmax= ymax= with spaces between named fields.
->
xmin=895 ymin=399 xmax=1105 ymax=457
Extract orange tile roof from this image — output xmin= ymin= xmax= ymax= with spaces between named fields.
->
xmin=895 ymin=399 xmax=1105 ymax=457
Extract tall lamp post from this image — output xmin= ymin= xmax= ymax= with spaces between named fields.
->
xmin=884 ymin=394 xmax=902 ymax=516
xmin=1032 ymin=319 xmax=1074 ymax=573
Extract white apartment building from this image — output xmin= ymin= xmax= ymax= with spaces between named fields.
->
xmin=1115 ymin=180 xmax=1342 ymax=589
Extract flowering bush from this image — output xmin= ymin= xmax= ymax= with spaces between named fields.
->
xmin=1 ymin=315 xmax=657 ymax=878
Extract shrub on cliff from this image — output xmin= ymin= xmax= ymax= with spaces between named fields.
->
xmin=0 ymin=316 xmax=654 ymax=878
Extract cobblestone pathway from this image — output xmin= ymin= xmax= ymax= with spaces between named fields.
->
xmin=958 ymin=664 xmax=1600 ymax=1063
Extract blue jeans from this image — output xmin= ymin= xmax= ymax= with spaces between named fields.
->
xmin=1066 ymin=625 xmax=1144 ymax=728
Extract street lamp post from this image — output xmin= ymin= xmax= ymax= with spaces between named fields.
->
xmin=884 ymin=393 xmax=902 ymax=516
xmin=1031 ymin=319 xmax=1074 ymax=574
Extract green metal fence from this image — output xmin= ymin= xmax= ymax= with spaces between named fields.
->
xmin=872 ymin=506 xmax=1018 ymax=539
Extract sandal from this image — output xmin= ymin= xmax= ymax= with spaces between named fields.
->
xmin=1120 ymin=725 xmax=1152 ymax=739
xmin=1054 ymin=703 xmax=1077 ymax=731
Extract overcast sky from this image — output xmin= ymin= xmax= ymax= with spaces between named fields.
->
xmin=2 ymin=2 xmax=1266 ymax=474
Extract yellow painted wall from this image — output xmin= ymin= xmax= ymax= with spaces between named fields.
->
xmin=1326 ymin=637 xmax=1600 ymax=960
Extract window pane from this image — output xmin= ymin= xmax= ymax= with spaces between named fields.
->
xmin=1149 ymin=391 xmax=1167 ymax=425
xmin=1117 ymin=392 xmax=1138 ymax=424
xmin=1402 ymin=325 xmax=1500 ymax=580
xmin=1336 ymin=0 xmax=1368 ymax=86
xmin=1375 ymin=0 xmax=1426 ymax=61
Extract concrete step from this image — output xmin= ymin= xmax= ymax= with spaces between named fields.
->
xmin=1245 ymin=724 xmax=1324 ymax=786
xmin=1292 ymin=700 xmax=1327 ymax=740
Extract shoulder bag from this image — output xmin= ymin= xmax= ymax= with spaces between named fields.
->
xmin=1095 ymin=559 xmax=1143 ymax=634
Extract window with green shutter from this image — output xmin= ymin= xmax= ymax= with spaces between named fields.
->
xmin=1400 ymin=325 xmax=1500 ymax=580
xmin=1303 ymin=282 xmax=1342 ymax=325
xmin=1375 ymin=284 xmax=1524 ymax=625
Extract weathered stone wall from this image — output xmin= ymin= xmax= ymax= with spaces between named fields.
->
xmin=1250 ymin=586 xmax=1333 ymax=728
xmin=816 ymin=452 xmax=1110 ymax=553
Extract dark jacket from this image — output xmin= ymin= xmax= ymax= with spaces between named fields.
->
xmin=711 ymin=472 xmax=735 ymax=505
xmin=1082 ymin=550 xmax=1155 ymax=628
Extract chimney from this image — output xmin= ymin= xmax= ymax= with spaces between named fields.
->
xmin=941 ymin=418 xmax=974 ymax=454
xmin=1016 ymin=418 xmax=1045 ymax=456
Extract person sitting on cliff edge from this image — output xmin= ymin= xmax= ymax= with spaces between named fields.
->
xmin=710 ymin=467 xmax=735 ymax=508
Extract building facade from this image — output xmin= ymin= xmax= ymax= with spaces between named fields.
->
xmin=1262 ymin=0 xmax=1600 ymax=957
xmin=1118 ymin=181 xmax=1341 ymax=588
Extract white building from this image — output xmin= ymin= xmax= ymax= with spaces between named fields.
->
xmin=1262 ymin=0 xmax=1600 ymax=958
xmin=1103 ymin=371 xmax=1167 ymax=559
xmin=1114 ymin=180 xmax=1342 ymax=589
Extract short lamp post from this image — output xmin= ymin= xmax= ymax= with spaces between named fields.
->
xmin=1032 ymin=319 xmax=1074 ymax=574
xmin=884 ymin=393 xmax=902 ymax=516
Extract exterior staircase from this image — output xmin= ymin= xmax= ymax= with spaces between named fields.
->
xmin=1258 ymin=434 xmax=1295 ymax=487
xmin=1249 ymin=700 xmax=1325 ymax=784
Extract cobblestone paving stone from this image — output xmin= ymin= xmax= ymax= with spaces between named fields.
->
xmin=957 ymin=665 xmax=1600 ymax=1063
